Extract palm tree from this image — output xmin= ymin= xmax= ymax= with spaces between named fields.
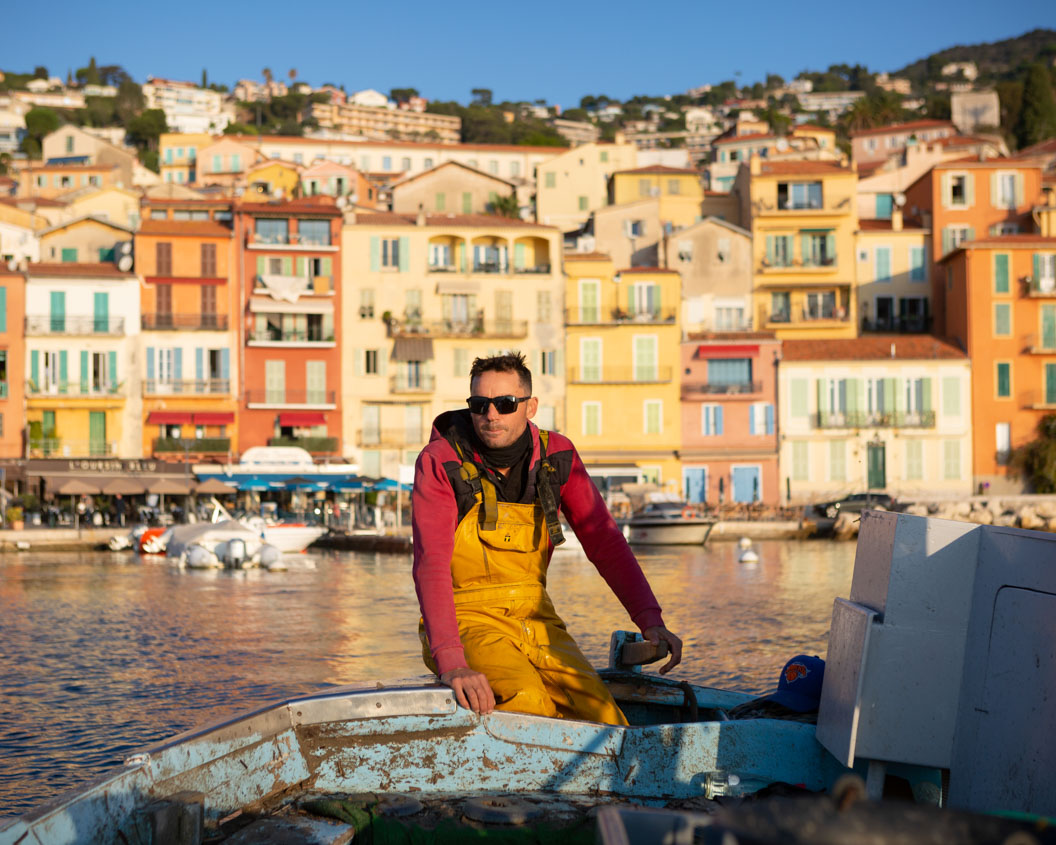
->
xmin=263 ymin=67 xmax=273 ymax=85
xmin=289 ymin=68 xmax=297 ymax=85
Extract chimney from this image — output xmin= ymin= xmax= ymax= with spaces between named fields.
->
xmin=890 ymin=342 xmax=896 ymax=359
xmin=749 ymin=153 xmax=761 ymax=176
xmin=891 ymin=208 xmax=903 ymax=232
xmin=416 ymin=203 xmax=426 ymax=226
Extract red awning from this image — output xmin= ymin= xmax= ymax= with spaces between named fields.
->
xmin=279 ymin=412 xmax=327 ymax=427
xmin=193 ymin=412 xmax=235 ymax=425
xmin=147 ymin=411 xmax=193 ymax=424
xmin=695 ymin=344 xmax=759 ymax=358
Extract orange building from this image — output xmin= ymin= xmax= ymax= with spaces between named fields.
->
xmin=234 ymin=197 xmax=343 ymax=457
xmin=0 ymin=266 xmax=25 ymax=460
xmin=903 ymin=157 xmax=1044 ymax=334
xmin=942 ymin=235 xmax=1056 ymax=492
xmin=135 ymin=198 xmax=240 ymax=461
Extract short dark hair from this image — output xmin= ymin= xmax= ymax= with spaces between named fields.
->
xmin=469 ymin=351 xmax=532 ymax=395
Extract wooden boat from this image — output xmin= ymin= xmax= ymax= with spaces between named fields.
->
xmin=623 ymin=500 xmax=717 ymax=545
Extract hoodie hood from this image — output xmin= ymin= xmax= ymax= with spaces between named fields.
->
xmin=429 ymin=408 xmax=541 ymax=466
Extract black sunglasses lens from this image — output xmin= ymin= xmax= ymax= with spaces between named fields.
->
xmin=493 ymin=397 xmax=518 ymax=414
xmin=468 ymin=398 xmax=489 ymax=414
xmin=467 ymin=396 xmax=522 ymax=414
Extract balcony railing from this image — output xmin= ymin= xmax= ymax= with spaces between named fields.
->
xmin=153 ymin=437 xmax=231 ymax=454
xmin=568 ymin=366 xmax=673 ymax=384
xmin=267 ymin=436 xmax=339 ymax=453
xmin=248 ymin=330 xmax=335 ymax=345
xmin=861 ymin=316 xmax=933 ymax=334
xmin=813 ymin=410 xmax=936 ymax=429
xmin=143 ymin=379 xmax=230 ymax=396
xmin=26 ymin=315 xmax=125 ymax=335
xmin=142 ymin=313 xmax=229 ymax=331
xmin=683 ymin=381 xmax=762 ymax=396
xmin=514 ymin=263 xmax=552 ymax=274
xmin=27 ymin=381 xmax=122 ymax=398
xmin=763 ymin=309 xmax=851 ymax=326
xmin=565 ymin=308 xmax=678 ymax=325
xmin=759 ymin=257 xmax=837 ymax=271
xmin=245 ymin=389 xmax=336 ymax=407
xmin=29 ymin=438 xmax=114 ymax=458
xmin=472 ymin=262 xmax=507 ymax=274
xmin=356 ymin=428 xmax=428 ymax=448
xmin=1025 ymin=276 xmax=1056 ymax=297
xmin=390 ymin=374 xmax=436 ymax=393
xmin=389 ymin=319 xmax=528 ymax=339
xmin=250 ymin=232 xmax=332 ymax=247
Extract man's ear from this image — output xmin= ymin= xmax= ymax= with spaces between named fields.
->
xmin=526 ymin=396 xmax=539 ymax=419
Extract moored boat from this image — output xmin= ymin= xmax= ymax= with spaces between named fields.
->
xmin=623 ymin=500 xmax=717 ymax=545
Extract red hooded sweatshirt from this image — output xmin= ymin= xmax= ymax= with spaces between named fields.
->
xmin=412 ymin=409 xmax=665 ymax=676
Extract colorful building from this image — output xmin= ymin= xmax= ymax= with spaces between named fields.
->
xmin=779 ymin=336 xmax=972 ymax=503
xmin=742 ymin=158 xmax=859 ymax=340
xmin=135 ymin=199 xmax=239 ymax=461
xmin=159 ymin=132 xmax=212 ymax=185
xmin=235 ymin=197 xmax=344 ymax=458
xmin=24 ymin=263 xmax=141 ymax=458
xmin=563 ymin=254 xmax=682 ymax=491
xmin=390 ymin=162 xmax=515 ymax=216
xmin=536 ymin=142 xmax=637 ymax=232
xmin=245 ymin=159 xmax=303 ymax=200
xmin=17 ymin=163 xmax=120 ymax=199
xmin=680 ymin=333 xmax=780 ymax=504
xmin=856 ymin=212 xmax=932 ymax=333
xmin=903 ymin=157 xmax=1044 ymax=335
xmin=38 ymin=216 xmax=134 ymax=264
xmin=850 ymin=120 xmax=957 ymax=165
xmin=941 ymin=235 xmax=1056 ymax=492
xmin=340 ymin=210 xmax=563 ymax=479
xmin=609 ymin=165 xmax=703 ymax=228
xmin=0 ymin=265 xmax=25 ymax=458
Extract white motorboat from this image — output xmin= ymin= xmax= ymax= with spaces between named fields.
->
xmin=163 ymin=520 xmax=283 ymax=570
xmin=241 ymin=516 xmax=327 ymax=553
xmin=623 ymin=500 xmax=717 ymax=546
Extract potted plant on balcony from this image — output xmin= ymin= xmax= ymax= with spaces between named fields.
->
xmin=5 ymin=505 xmax=24 ymax=531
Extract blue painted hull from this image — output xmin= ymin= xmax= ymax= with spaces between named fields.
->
xmin=0 ymin=674 xmax=851 ymax=844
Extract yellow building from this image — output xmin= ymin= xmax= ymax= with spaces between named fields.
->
xmin=564 ymin=254 xmax=682 ymax=490
xmin=855 ymin=212 xmax=932 ymax=332
xmin=61 ymin=186 xmax=143 ymax=231
xmin=340 ymin=210 xmax=564 ymax=480
xmin=610 ymin=165 xmax=703 ymax=228
xmin=159 ymin=132 xmax=212 ymax=185
xmin=38 ymin=216 xmax=134 ymax=264
xmin=245 ymin=159 xmax=303 ymax=199
xmin=536 ymin=142 xmax=637 ymax=232
xmin=742 ymin=158 xmax=859 ymax=339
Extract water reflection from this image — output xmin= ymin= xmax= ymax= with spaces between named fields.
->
xmin=0 ymin=540 xmax=854 ymax=817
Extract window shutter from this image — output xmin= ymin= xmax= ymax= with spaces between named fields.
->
xmin=765 ymin=235 xmax=774 ymax=264
xmin=884 ymin=377 xmax=896 ymax=412
xmin=940 ymin=172 xmax=950 ymax=209
xmin=462 ymin=192 xmax=472 ymax=214
xmin=846 ymin=378 xmax=859 ymax=413
xmin=990 ymin=172 xmax=998 ymax=207
xmin=218 ymin=348 xmax=229 ymax=384
xmin=146 ymin=347 xmax=155 ymax=381
xmin=1015 ymin=173 xmax=1025 ymax=208
xmin=369 ymin=236 xmax=380 ymax=272
xmin=965 ymin=227 xmax=975 ymax=243
xmin=1047 ymin=363 xmax=1056 ymax=404
xmin=825 ymin=233 xmax=835 ymax=263
xmin=1043 ymin=306 xmax=1056 ymax=348
xmin=994 ymin=254 xmax=1009 ymax=292
xmin=1035 ymin=253 xmax=1042 ymax=281
xmin=399 ymin=236 xmax=410 ymax=272
xmin=256 ymin=255 xmax=266 ymax=278
xmin=0 ymin=286 xmax=6 ymax=333
xmin=749 ymin=405 xmax=756 ymax=435
xmin=282 ymin=256 xmax=293 ymax=275
xmin=965 ymin=174 xmax=974 ymax=207
xmin=60 ymin=352 xmax=69 ymax=393
xmin=321 ymin=257 xmax=332 ymax=277
xmin=790 ymin=378 xmax=807 ymax=417
xmin=514 ymin=243 xmax=525 ymax=270
xmin=79 ymin=350 xmax=88 ymax=394
xmin=108 ymin=351 xmax=117 ymax=389
xmin=922 ymin=378 xmax=932 ymax=413
xmin=801 ymin=234 xmax=810 ymax=264
xmin=195 ymin=348 xmax=204 ymax=381
xmin=816 ymin=379 xmax=827 ymax=424
xmin=941 ymin=228 xmax=952 ymax=257
xmin=173 ymin=348 xmax=182 ymax=380
xmin=31 ymin=350 xmax=39 ymax=387
xmin=715 ymin=406 xmax=724 ymax=436
xmin=766 ymin=403 xmax=774 ymax=435
xmin=296 ymin=257 xmax=306 ymax=276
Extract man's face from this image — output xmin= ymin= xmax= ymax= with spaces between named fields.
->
xmin=469 ymin=370 xmax=537 ymax=450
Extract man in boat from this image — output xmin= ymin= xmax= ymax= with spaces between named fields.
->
xmin=412 ymin=352 xmax=682 ymax=724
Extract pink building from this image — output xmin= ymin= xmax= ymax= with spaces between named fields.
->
xmin=680 ymin=333 xmax=781 ymax=505
xmin=851 ymin=120 xmax=957 ymax=165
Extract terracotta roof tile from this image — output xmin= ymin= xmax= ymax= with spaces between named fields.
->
xmin=858 ymin=219 xmax=927 ymax=232
xmin=849 ymin=120 xmax=954 ymax=139
xmin=137 ymin=219 xmax=233 ymax=237
xmin=237 ymin=197 xmax=341 ymax=215
xmin=619 ymin=266 xmax=679 ymax=274
xmin=563 ymin=251 xmax=612 ymax=261
xmin=617 ymin=165 xmax=701 ymax=175
xmin=781 ymin=335 xmax=965 ymax=361
xmin=226 ymin=134 xmax=566 ymax=154
xmin=687 ymin=331 xmax=777 ymax=341
xmin=714 ymin=133 xmax=776 ymax=145
xmin=759 ymin=161 xmax=852 ymax=176
xmin=939 ymin=234 xmax=1056 ymax=255
xmin=352 ymin=211 xmax=554 ymax=229
xmin=27 ymin=262 xmax=135 ymax=279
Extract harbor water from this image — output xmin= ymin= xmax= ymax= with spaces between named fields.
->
xmin=0 ymin=540 xmax=855 ymax=818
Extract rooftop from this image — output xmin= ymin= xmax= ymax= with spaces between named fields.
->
xmin=782 ymin=335 xmax=966 ymax=362
xmin=858 ymin=219 xmax=927 ymax=232
xmin=687 ymin=331 xmax=777 ymax=342
xmin=225 ymin=134 xmax=567 ymax=155
xmin=758 ymin=161 xmax=852 ymax=176
xmin=137 ymin=219 xmax=233 ymax=237
xmin=938 ymin=234 xmax=1056 ymax=258
xmin=850 ymin=119 xmax=954 ymax=139
xmin=27 ymin=262 xmax=136 ymax=279
xmin=619 ymin=266 xmax=679 ymax=274
xmin=616 ymin=164 xmax=701 ymax=175
xmin=353 ymin=211 xmax=554 ymax=229
xmin=713 ymin=133 xmax=776 ymax=146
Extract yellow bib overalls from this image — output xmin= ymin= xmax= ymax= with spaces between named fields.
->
xmin=421 ymin=434 xmax=628 ymax=725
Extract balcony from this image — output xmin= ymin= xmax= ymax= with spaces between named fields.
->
xmin=472 ymin=261 xmax=506 ymax=274
xmin=248 ymin=232 xmax=337 ymax=251
xmin=388 ymin=319 xmax=528 ymax=339
xmin=248 ymin=329 xmax=335 ymax=347
xmin=390 ymin=374 xmax=436 ymax=393
xmin=759 ymin=257 xmax=837 ymax=273
xmin=245 ymin=389 xmax=336 ymax=408
xmin=1024 ymin=276 xmax=1056 ymax=297
xmin=683 ymin=381 xmax=762 ymax=397
xmin=356 ymin=428 xmax=427 ymax=448
xmin=813 ymin=410 xmax=936 ymax=429
xmin=565 ymin=308 xmax=678 ymax=326
xmin=29 ymin=438 xmax=114 ymax=458
xmin=153 ymin=437 xmax=231 ymax=455
xmin=514 ymin=263 xmax=552 ymax=275
xmin=267 ymin=436 xmax=339 ymax=454
xmin=27 ymin=381 xmax=123 ymax=398
xmin=26 ymin=315 xmax=125 ymax=336
xmin=568 ymin=366 xmax=673 ymax=385
xmin=762 ymin=309 xmax=851 ymax=327
xmin=143 ymin=379 xmax=230 ymax=396
xmin=142 ymin=313 xmax=230 ymax=331
xmin=861 ymin=316 xmax=933 ymax=334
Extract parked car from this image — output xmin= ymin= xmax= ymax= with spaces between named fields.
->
xmin=814 ymin=492 xmax=898 ymax=520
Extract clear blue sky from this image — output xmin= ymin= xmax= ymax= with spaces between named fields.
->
xmin=4 ymin=0 xmax=1054 ymax=108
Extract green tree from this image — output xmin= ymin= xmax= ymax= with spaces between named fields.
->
xmin=390 ymin=87 xmax=419 ymax=102
xmin=470 ymin=88 xmax=493 ymax=107
xmin=765 ymin=73 xmax=784 ymax=89
xmin=223 ymin=122 xmax=258 ymax=135
xmin=76 ymin=57 xmax=101 ymax=86
xmin=996 ymin=80 xmax=1024 ymax=142
xmin=33 ymin=66 xmax=48 ymax=80
xmin=201 ymin=68 xmax=208 ymax=89
xmin=840 ymin=90 xmax=906 ymax=132
xmin=126 ymin=108 xmax=167 ymax=150
xmin=561 ymin=107 xmax=591 ymax=122
xmin=488 ymin=192 xmax=520 ymax=218
xmin=139 ymin=149 xmax=159 ymax=174
xmin=1012 ymin=415 xmax=1056 ymax=492
xmin=1015 ymin=62 xmax=1056 ymax=149
xmin=114 ymin=79 xmax=144 ymax=124
xmin=21 ymin=107 xmax=61 ymax=158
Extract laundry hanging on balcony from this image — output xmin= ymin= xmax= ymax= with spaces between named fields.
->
xmin=258 ymin=273 xmax=309 ymax=302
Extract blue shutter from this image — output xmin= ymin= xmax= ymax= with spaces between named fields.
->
xmin=108 ymin=350 xmax=117 ymax=390
xmin=59 ymin=351 xmax=68 ymax=394
xmin=765 ymin=235 xmax=774 ymax=264
xmin=370 ymin=236 xmax=380 ymax=271
xmin=173 ymin=348 xmax=182 ymax=380
xmin=31 ymin=350 xmax=39 ymax=387
xmin=766 ymin=403 xmax=774 ymax=435
xmin=749 ymin=407 xmax=756 ymax=435
xmin=195 ymin=347 xmax=204 ymax=381
xmin=715 ymin=406 xmax=724 ymax=436
xmin=399 ymin=236 xmax=410 ymax=272
xmin=0 ymin=286 xmax=6 ymax=333
xmin=221 ymin=348 xmax=230 ymax=381
xmin=79 ymin=351 xmax=88 ymax=394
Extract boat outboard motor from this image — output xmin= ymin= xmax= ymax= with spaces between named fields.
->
xmin=222 ymin=538 xmax=247 ymax=568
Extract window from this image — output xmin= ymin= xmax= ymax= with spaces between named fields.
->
xmin=488 ymin=161 xmax=498 ymax=175
xmin=255 ymin=218 xmax=289 ymax=245
xmin=66 ymin=135 xmax=74 ymax=153
xmin=707 ymin=358 xmax=751 ymax=387
xmin=429 ymin=243 xmax=452 ymax=268
xmin=644 ymin=400 xmax=662 ymax=434
xmin=875 ymin=246 xmax=892 ymax=282
xmin=789 ymin=379 xmax=808 ymax=417
xmin=364 ymin=349 xmax=379 ymax=375
xmin=803 ymin=232 xmax=835 ymax=266
xmin=629 ymin=282 xmax=660 ymax=318
xmin=994 ymin=303 xmax=1011 ymax=336
xmin=633 ymin=336 xmax=658 ymax=381
xmin=89 ymin=351 xmax=113 ymax=393
xmin=200 ymin=243 xmax=217 ymax=277
xmin=667 ymin=179 xmax=680 ymax=195
xmin=60 ymin=247 xmax=78 ymax=263
xmin=749 ymin=403 xmax=774 ymax=435
xmin=540 ymin=350 xmax=558 ymax=376
xmin=0 ymin=351 xmax=7 ymax=397
xmin=381 ymin=238 xmax=400 ymax=268
xmin=904 ymin=377 xmax=925 ymax=412
xmin=510 ymin=161 xmax=520 ymax=177
xmin=949 ymin=174 xmax=968 ymax=206
xmin=638 ymin=178 xmax=651 ymax=197
xmin=628 ymin=219 xmax=644 ymax=238
xmin=805 ymin=291 xmax=836 ymax=320
xmin=231 ymin=154 xmax=241 ymax=171
xmin=1047 ymin=363 xmax=1056 ymax=405
xmin=992 ymin=363 xmax=1009 ymax=399
xmin=791 ymin=441 xmax=809 ymax=481
xmin=401 ymin=157 xmax=411 ymax=171
xmin=996 ymin=422 xmax=1011 ymax=465
xmin=701 ymin=404 xmax=723 ymax=436
xmin=988 ymin=253 xmax=1010 ymax=295
xmin=1042 ymin=305 xmax=1056 ymax=349
xmin=943 ymin=441 xmax=961 ymax=480
xmin=583 ymin=402 xmax=601 ymax=436
xmin=305 ymin=361 xmax=326 ymax=404
xmin=766 ymin=234 xmax=793 ymax=267
xmin=829 ymin=440 xmax=846 ymax=481
xmin=580 ymin=338 xmax=601 ymax=382
xmin=1037 ymin=253 xmax=1056 ymax=290
xmin=453 ymin=348 xmax=469 ymax=378
xmin=599 ymin=151 xmax=608 ymax=163
xmin=382 ymin=156 xmax=392 ymax=170
xmin=156 ymin=242 xmax=172 ymax=276
xmin=536 ymin=290 xmax=552 ymax=322
xmin=424 ymin=157 xmax=433 ymax=169
xmin=544 ymin=172 xmax=555 ymax=189
xmin=578 ymin=195 xmax=588 ymax=211
xmin=770 ymin=291 xmax=791 ymax=322
xmin=995 ymin=172 xmax=1017 ymax=209
xmin=466 ymin=159 xmax=478 ymax=169
xmin=777 ymin=181 xmax=822 ymax=210
xmin=359 ymin=289 xmax=375 ymax=319
xmin=715 ymin=306 xmax=745 ymax=330
xmin=435 ymin=192 xmax=446 ymax=211
xmin=905 ymin=440 xmax=924 ymax=480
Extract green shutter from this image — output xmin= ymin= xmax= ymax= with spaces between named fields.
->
xmin=256 ymin=255 xmax=266 ymax=278
xmin=435 ymin=192 xmax=445 ymax=211
xmin=1047 ymin=364 xmax=1056 ymax=404
xmin=997 ymin=362 xmax=1010 ymax=397
xmin=765 ymin=235 xmax=774 ymax=264
xmin=514 ymin=243 xmax=525 ymax=270
xmin=296 ymin=256 xmax=306 ymax=276
xmin=944 ymin=440 xmax=961 ymax=479
xmin=942 ymin=377 xmax=960 ymax=417
xmin=941 ymin=228 xmax=952 ymax=257
xmin=1042 ymin=305 xmax=1056 ymax=349
xmin=825 ymin=233 xmax=835 ymax=263
xmin=398 ymin=236 xmax=410 ymax=272
xmin=994 ymin=254 xmax=1009 ymax=293
xmin=829 ymin=440 xmax=846 ymax=481
xmin=790 ymin=379 xmax=808 ymax=418
xmin=965 ymin=227 xmax=975 ymax=244
xmin=50 ymin=291 xmax=66 ymax=331
xmin=990 ymin=172 xmax=998 ymax=207
xmin=801 ymin=234 xmax=811 ymax=265
xmin=79 ymin=350 xmax=89 ymax=393
xmin=846 ymin=379 xmax=860 ymax=414
xmin=792 ymin=441 xmax=809 ymax=481
xmin=462 ymin=192 xmax=471 ymax=214
xmin=30 ymin=350 xmax=39 ymax=388
xmin=0 ymin=286 xmax=6 ymax=333
xmin=370 ymin=236 xmax=380 ymax=271
xmin=282 ymin=256 xmax=293 ymax=275
xmin=921 ymin=377 xmax=932 ymax=413
xmin=884 ymin=377 xmax=896 ymax=412
xmin=321 ymin=257 xmax=332 ymax=276
xmin=93 ymin=292 xmax=108 ymax=333
xmin=108 ymin=350 xmax=117 ymax=390
xmin=1035 ymin=253 xmax=1042 ymax=282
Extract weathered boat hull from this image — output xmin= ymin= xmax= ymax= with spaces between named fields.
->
xmin=624 ymin=518 xmax=717 ymax=545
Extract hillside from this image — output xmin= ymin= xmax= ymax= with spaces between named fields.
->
xmin=893 ymin=28 xmax=1056 ymax=84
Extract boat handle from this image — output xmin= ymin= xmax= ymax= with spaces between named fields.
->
xmin=619 ymin=639 xmax=670 ymax=666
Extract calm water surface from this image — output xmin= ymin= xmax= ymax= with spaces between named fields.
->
xmin=0 ymin=540 xmax=855 ymax=817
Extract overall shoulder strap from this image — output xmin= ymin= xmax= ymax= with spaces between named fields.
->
xmin=452 ymin=439 xmax=498 ymax=531
xmin=536 ymin=430 xmax=566 ymax=547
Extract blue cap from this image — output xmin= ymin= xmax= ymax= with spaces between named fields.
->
xmin=762 ymin=655 xmax=825 ymax=712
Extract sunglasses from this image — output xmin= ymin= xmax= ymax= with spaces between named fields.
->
xmin=466 ymin=395 xmax=531 ymax=415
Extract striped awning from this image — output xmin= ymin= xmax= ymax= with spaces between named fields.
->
xmin=392 ymin=337 xmax=434 ymax=361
